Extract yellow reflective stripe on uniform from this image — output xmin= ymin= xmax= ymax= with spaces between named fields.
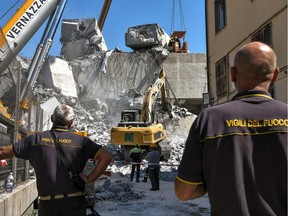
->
xmin=54 ymin=128 xmax=69 ymax=132
xmin=235 ymin=93 xmax=272 ymax=100
xmin=130 ymin=148 xmax=142 ymax=153
xmin=176 ymin=176 xmax=203 ymax=185
xmin=94 ymin=147 xmax=104 ymax=160
xmin=200 ymin=130 xmax=288 ymax=142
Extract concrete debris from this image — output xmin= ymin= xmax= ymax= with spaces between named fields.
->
xmin=40 ymin=97 xmax=60 ymax=130
xmin=0 ymin=20 xmax=207 ymax=212
xmin=40 ymin=92 xmax=188 ymax=204
xmin=34 ymin=80 xmax=195 ymax=156
xmin=60 ymin=18 xmax=108 ymax=61
xmin=40 ymin=56 xmax=78 ymax=98
xmin=0 ymin=57 xmax=23 ymax=100
xmin=69 ymin=50 xmax=167 ymax=102
xmin=100 ymin=50 xmax=113 ymax=74
xmin=94 ymin=177 xmax=144 ymax=202
xmin=125 ymin=24 xmax=170 ymax=51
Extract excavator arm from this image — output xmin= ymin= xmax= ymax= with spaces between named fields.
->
xmin=110 ymin=67 xmax=173 ymax=160
xmin=141 ymin=68 xmax=173 ymax=123
xmin=98 ymin=0 xmax=112 ymax=31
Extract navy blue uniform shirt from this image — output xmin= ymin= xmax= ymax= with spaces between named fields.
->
xmin=177 ymin=90 xmax=287 ymax=216
xmin=13 ymin=127 xmax=102 ymax=196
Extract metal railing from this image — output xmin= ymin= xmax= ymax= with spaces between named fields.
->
xmin=0 ymin=94 xmax=43 ymax=193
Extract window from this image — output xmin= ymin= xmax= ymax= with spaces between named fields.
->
xmin=251 ymin=23 xmax=272 ymax=46
xmin=216 ymin=55 xmax=229 ymax=96
xmin=215 ymin=0 xmax=226 ymax=32
xmin=252 ymin=23 xmax=274 ymax=97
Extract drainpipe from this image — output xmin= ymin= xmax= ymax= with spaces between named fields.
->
xmin=204 ymin=0 xmax=212 ymax=106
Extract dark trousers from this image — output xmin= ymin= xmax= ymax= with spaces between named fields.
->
xmin=38 ymin=196 xmax=86 ymax=216
xmin=131 ymin=163 xmax=140 ymax=181
xmin=143 ymin=167 xmax=149 ymax=182
xmin=148 ymin=165 xmax=160 ymax=190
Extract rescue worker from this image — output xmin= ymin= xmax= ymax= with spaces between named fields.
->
xmin=129 ymin=144 xmax=142 ymax=182
xmin=175 ymin=42 xmax=287 ymax=215
xmin=0 ymin=104 xmax=112 ymax=216
xmin=147 ymin=146 xmax=160 ymax=191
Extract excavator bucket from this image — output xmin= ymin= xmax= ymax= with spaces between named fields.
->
xmin=169 ymin=31 xmax=188 ymax=53
xmin=170 ymin=31 xmax=186 ymax=39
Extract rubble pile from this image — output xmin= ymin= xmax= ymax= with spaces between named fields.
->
xmin=34 ymin=84 xmax=112 ymax=146
xmin=94 ymin=173 xmax=144 ymax=202
xmin=60 ymin=18 xmax=108 ymax=61
xmin=125 ymin=23 xmax=170 ymax=51
xmin=0 ymin=19 xmax=200 ymax=207
xmin=33 ymin=83 xmax=195 ymax=159
xmin=0 ymin=56 xmax=30 ymax=101
xmin=68 ymin=50 xmax=168 ymax=102
xmin=31 ymin=71 xmax=195 ymax=203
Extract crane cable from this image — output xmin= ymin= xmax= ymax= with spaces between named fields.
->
xmin=170 ymin=0 xmax=186 ymax=35
xmin=0 ymin=0 xmax=21 ymax=21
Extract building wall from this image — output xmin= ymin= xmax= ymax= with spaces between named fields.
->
xmin=164 ymin=53 xmax=207 ymax=114
xmin=206 ymin=0 xmax=287 ymax=104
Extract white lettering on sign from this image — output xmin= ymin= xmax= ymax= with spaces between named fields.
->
xmin=5 ymin=0 xmax=47 ymax=41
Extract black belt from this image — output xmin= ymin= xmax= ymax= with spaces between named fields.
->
xmin=40 ymin=191 xmax=84 ymax=200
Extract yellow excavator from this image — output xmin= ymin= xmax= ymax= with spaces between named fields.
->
xmin=110 ymin=67 xmax=173 ymax=160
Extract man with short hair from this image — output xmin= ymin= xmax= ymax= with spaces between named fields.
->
xmin=175 ymin=42 xmax=287 ymax=216
xmin=147 ymin=146 xmax=160 ymax=191
xmin=0 ymin=104 xmax=112 ymax=216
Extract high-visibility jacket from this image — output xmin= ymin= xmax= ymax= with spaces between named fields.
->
xmin=129 ymin=147 xmax=142 ymax=162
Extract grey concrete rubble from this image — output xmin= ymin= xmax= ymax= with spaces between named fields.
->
xmin=60 ymin=18 xmax=108 ymax=61
xmin=39 ymin=56 xmax=78 ymax=98
xmin=125 ymin=23 xmax=170 ymax=51
xmin=68 ymin=50 xmax=168 ymax=102
xmin=0 ymin=56 xmax=30 ymax=101
xmin=32 ymin=82 xmax=194 ymax=206
xmin=94 ymin=176 xmax=144 ymax=202
xmin=0 ymin=20 xmax=209 ymax=214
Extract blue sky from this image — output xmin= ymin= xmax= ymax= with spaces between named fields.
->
xmin=0 ymin=0 xmax=206 ymax=57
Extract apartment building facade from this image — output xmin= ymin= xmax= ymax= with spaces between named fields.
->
xmin=205 ymin=0 xmax=287 ymax=105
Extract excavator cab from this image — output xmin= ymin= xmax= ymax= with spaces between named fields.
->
xmin=120 ymin=109 xmax=141 ymax=122
xmin=168 ymin=31 xmax=188 ymax=53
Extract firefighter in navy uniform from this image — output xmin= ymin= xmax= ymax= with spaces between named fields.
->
xmin=175 ymin=42 xmax=287 ymax=216
xmin=129 ymin=144 xmax=143 ymax=182
xmin=0 ymin=104 xmax=112 ymax=216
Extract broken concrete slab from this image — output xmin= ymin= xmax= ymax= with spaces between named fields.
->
xmin=40 ymin=96 xmax=60 ymax=131
xmin=69 ymin=50 xmax=164 ymax=102
xmin=40 ymin=56 xmax=78 ymax=98
xmin=125 ymin=24 xmax=170 ymax=50
xmin=60 ymin=18 xmax=107 ymax=61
